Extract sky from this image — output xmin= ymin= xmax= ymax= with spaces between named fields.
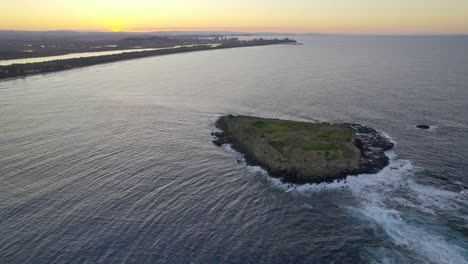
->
xmin=1 ymin=0 xmax=468 ymax=34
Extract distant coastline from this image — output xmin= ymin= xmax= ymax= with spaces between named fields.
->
xmin=0 ymin=39 xmax=296 ymax=80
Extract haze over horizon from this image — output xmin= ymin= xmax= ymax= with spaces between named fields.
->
xmin=2 ymin=0 xmax=468 ymax=35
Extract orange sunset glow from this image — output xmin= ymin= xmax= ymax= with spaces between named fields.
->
xmin=2 ymin=0 xmax=468 ymax=34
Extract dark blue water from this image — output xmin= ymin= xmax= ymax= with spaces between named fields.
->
xmin=1 ymin=35 xmax=467 ymax=264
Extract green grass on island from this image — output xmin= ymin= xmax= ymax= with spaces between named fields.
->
xmin=227 ymin=115 xmax=355 ymax=160
xmin=217 ymin=115 xmax=362 ymax=182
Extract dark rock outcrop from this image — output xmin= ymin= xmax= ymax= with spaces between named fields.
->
xmin=416 ymin=125 xmax=430 ymax=129
xmin=345 ymin=124 xmax=394 ymax=174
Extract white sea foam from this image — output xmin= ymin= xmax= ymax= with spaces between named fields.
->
xmin=221 ymin=143 xmax=236 ymax=153
xmin=253 ymin=151 xmax=414 ymax=194
xmin=407 ymin=180 xmax=467 ymax=211
xmin=341 ymin=153 xmax=466 ymax=264
xmin=209 ymin=113 xmax=225 ymax=133
xmin=340 ymin=154 xmax=468 ymax=264
xmin=209 ymin=113 xmax=224 ymax=123
xmin=218 ymin=131 xmax=467 ymax=263
xmin=246 ymin=164 xmax=268 ymax=176
xmin=339 ymin=153 xmax=466 ymax=264
xmin=355 ymin=204 xmax=467 ymax=264
xmin=381 ymin=132 xmax=396 ymax=144
xmin=242 ymin=151 xmax=467 ymax=263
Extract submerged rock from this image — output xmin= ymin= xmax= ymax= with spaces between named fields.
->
xmin=212 ymin=115 xmax=394 ymax=184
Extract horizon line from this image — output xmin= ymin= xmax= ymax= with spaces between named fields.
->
xmin=1 ymin=29 xmax=468 ymax=37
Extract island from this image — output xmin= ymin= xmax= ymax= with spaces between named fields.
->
xmin=212 ymin=115 xmax=394 ymax=184
xmin=0 ymin=38 xmax=296 ymax=80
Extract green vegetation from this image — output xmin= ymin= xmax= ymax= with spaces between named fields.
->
xmin=230 ymin=115 xmax=354 ymax=158
xmin=217 ymin=115 xmax=361 ymax=182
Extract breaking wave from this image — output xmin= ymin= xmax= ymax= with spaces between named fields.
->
xmin=218 ymin=134 xmax=467 ymax=264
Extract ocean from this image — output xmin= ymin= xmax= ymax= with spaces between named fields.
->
xmin=0 ymin=35 xmax=467 ymax=263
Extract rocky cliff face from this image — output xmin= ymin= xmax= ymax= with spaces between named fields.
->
xmin=345 ymin=124 xmax=394 ymax=175
xmin=213 ymin=115 xmax=394 ymax=184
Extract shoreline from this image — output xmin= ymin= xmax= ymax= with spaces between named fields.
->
xmin=0 ymin=39 xmax=296 ymax=81
xmin=0 ymin=47 xmax=217 ymax=82
xmin=0 ymin=47 xmax=162 ymax=66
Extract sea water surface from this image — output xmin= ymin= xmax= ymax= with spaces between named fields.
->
xmin=0 ymin=35 xmax=467 ymax=263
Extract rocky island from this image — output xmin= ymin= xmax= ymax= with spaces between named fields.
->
xmin=212 ymin=115 xmax=394 ymax=184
